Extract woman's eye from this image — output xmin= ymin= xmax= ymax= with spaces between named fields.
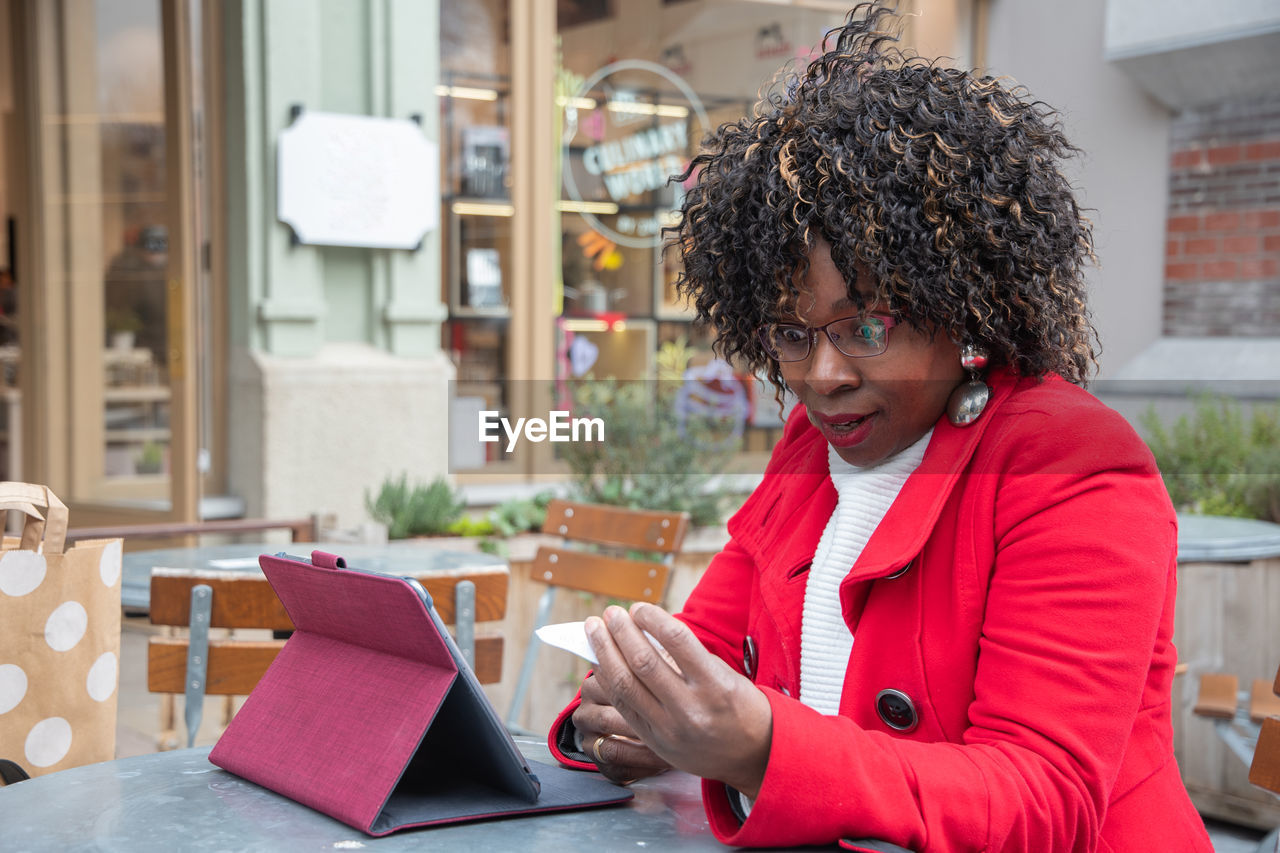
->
xmin=777 ymin=327 xmax=807 ymax=344
xmin=848 ymin=317 xmax=886 ymax=339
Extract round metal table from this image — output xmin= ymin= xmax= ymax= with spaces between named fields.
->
xmin=1176 ymin=513 xmax=1280 ymax=563
xmin=0 ymin=741 xmax=725 ymax=852
xmin=121 ymin=541 xmax=508 ymax=611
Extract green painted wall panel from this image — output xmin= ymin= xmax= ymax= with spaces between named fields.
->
xmin=322 ymin=245 xmax=372 ymax=343
xmin=318 ymin=0 xmax=370 ymax=115
xmin=222 ymin=0 xmax=444 ymax=357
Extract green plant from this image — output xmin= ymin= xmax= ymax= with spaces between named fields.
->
xmin=436 ymin=493 xmax=554 ymax=557
xmin=365 ymin=475 xmax=467 ymax=539
xmin=135 ymin=440 xmax=164 ymax=475
xmin=1141 ymin=395 xmax=1280 ymax=523
xmin=446 ymin=515 xmax=497 ymax=537
xmin=557 ymin=376 xmax=741 ymax=527
xmin=1241 ymin=443 xmax=1280 ymax=523
xmin=487 ymin=491 xmax=554 ymax=537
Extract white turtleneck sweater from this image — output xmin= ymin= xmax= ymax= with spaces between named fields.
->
xmin=730 ymin=430 xmax=934 ymax=819
xmin=798 ymin=431 xmax=931 ymax=714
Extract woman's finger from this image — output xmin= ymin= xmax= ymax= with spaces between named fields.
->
xmin=627 ymin=602 xmax=714 ymax=684
xmin=572 ymin=712 xmax=672 ymax=785
xmin=579 ymin=673 xmax=613 ymax=705
xmin=585 ymin=613 xmax=663 ymax=721
xmin=589 ymin=603 xmax=773 ymax=797
xmin=597 ymin=760 xmax=665 ymax=786
xmin=599 ymin=605 xmax=685 ymax=695
xmin=574 ymin=678 xmax=641 ymax=740
xmin=585 ymin=732 xmax=666 ymax=770
xmin=572 ymin=702 xmax=631 ymax=738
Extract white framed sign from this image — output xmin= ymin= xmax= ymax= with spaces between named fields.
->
xmin=277 ymin=110 xmax=439 ymax=250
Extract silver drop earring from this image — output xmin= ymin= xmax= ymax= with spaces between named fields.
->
xmin=946 ymin=344 xmax=990 ymax=427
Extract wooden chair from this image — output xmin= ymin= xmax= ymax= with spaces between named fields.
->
xmin=504 ymin=499 xmax=690 ymax=734
xmin=1249 ymin=663 xmax=1280 ymax=797
xmin=148 ymin=565 xmax=508 ymax=749
xmin=1194 ymin=663 xmax=1280 ymax=796
xmin=1193 ymin=672 xmax=1241 ymax=720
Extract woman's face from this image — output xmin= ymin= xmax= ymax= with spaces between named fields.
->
xmin=779 ymin=239 xmax=964 ymax=467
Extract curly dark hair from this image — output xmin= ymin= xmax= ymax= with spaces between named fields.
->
xmin=669 ymin=2 xmax=1098 ymax=392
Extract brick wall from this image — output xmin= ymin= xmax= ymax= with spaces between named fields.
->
xmin=1164 ymin=96 xmax=1280 ymax=336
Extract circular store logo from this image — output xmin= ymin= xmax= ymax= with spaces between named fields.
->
xmin=562 ymin=60 xmax=710 ymax=249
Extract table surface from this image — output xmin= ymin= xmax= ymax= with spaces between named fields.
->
xmin=0 ymin=740 xmax=727 ymax=852
xmin=121 ymin=541 xmax=509 ymax=611
xmin=1176 ymin=513 xmax=1280 ymax=562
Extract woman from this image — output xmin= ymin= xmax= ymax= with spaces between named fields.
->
xmin=547 ymin=4 xmax=1213 ymax=850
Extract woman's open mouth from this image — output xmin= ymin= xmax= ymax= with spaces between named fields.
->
xmin=813 ymin=412 xmax=876 ymax=448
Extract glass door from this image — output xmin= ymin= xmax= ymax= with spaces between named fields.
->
xmin=11 ymin=0 xmax=203 ymax=523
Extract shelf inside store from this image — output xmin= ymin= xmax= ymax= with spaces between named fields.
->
xmin=104 ymin=385 xmax=169 ymax=403
xmin=105 ymin=427 xmax=169 ymax=443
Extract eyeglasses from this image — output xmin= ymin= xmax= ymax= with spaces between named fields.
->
xmin=758 ymin=313 xmax=899 ymax=362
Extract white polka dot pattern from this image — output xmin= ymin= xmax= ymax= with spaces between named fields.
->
xmin=44 ymin=601 xmax=88 ymax=652
xmin=24 ymin=717 xmax=72 ymax=767
xmin=99 ymin=540 xmax=122 ymax=587
xmin=0 ymin=664 xmax=27 ymax=714
xmin=0 ymin=527 xmax=122 ymax=777
xmin=86 ymin=653 xmax=118 ymax=702
xmin=0 ymin=551 xmax=47 ymax=597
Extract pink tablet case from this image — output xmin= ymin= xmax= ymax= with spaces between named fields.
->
xmin=209 ymin=550 xmax=632 ymax=835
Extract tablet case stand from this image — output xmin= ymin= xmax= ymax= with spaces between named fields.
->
xmin=209 ymin=550 xmax=632 ymax=835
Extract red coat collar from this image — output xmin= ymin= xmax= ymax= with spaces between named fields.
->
xmin=735 ymin=368 xmax=1037 ymax=584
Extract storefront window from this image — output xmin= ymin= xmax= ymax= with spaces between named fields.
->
xmin=442 ymin=1 xmax=853 ymax=474
xmin=96 ymin=0 xmax=172 ymax=490
xmin=553 ymin=2 xmax=847 ymax=461
xmin=439 ymin=0 xmax=514 ymax=469
xmin=14 ymin=0 xmax=177 ymax=499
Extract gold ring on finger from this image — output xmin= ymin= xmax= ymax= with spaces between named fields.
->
xmin=591 ymin=732 xmax=634 ymax=764
xmin=590 ymin=734 xmax=609 ymax=764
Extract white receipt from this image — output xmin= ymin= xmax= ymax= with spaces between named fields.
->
xmin=535 ymin=620 xmax=668 ymax=665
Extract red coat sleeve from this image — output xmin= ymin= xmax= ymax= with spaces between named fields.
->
xmin=702 ymin=402 xmax=1184 ymax=851
xmin=546 ymin=685 xmax=595 ymax=771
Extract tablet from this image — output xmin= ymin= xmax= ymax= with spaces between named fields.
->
xmin=209 ymin=549 xmax=632 ymax=835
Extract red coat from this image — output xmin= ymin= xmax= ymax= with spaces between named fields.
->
xmin=551 ymin=370 xmax=1212 ymax=852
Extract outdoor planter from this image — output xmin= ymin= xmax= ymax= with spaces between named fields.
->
xmin=1172 ymin=513 xmax=1280 ymax=830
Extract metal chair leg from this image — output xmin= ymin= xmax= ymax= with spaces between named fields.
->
xmin=454 ymin=580 xmax=476 ymax=670
xmin=506 ymin=586 xmax=557 ymax=735
xmin=183 ymin=584 xmax=212 ymax=749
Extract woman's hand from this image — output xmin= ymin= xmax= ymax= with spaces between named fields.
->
xmin=572 ymin=674 xmax=673 ymax=784
xmin=585 ymin=601 xmax=773 ymax=799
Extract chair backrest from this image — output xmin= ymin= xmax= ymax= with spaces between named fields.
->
xmin=148 ymin=566 xmax=508 ymax=747
xmin=506 ymin=499 xmax=690 ymax=733
xmin=531 ymin=499 xmax=690 ymax=601
xmin=1193 ymin=672 xmax=1239 ymax=720
xmin=1249 ymin=663 xmax=1280 ymax=796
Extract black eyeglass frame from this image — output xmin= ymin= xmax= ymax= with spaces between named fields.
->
xmin=757 ymin=313 xmax=900 ymax=362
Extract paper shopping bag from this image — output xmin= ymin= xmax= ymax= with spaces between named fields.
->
xmin=0 ymin=483 xmax=123 ymax=778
